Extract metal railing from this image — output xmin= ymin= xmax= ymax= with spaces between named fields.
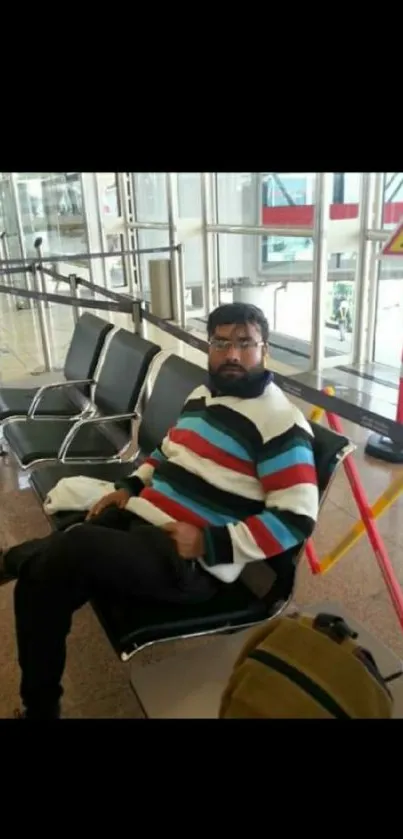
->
xmin=0 ymin=237 xmax=183 ymax=374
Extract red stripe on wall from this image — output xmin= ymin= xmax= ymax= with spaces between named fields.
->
xmin=261 ymin=202 xmax=403 ymax=228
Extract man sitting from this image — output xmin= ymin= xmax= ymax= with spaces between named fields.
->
xmin=0 ymin=302 xmax=319 ymax=719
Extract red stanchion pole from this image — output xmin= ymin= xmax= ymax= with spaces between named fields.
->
xmin=305 ymin=540 xmax=322 ymax=575
xmin=326 ymin=409 xmax=403 ymax=629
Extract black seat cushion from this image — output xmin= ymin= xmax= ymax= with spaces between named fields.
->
xmin=4 ymin=418 xmax=123 ymax=466
xmin=91 ymin=578 xmax=271 ymax=659
xmin=0 ymin=386 xmax=83 ymax=421
xmin=30 ymin=460 xmax=136 ymax=530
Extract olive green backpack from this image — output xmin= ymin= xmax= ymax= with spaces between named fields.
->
xmin=219 ymin=612 xmax=400 ymax=719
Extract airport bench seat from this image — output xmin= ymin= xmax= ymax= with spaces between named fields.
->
xmin=3 ymin=328 xmax=161 ymax=469
xmin=0 ymin=313 xmax=113 ymax=421
xmin=30 ymin=354 xmax=209 ymax=529
xmin=27 ymin=364 xmax=353 ymax=668
xmin=92 ymin=576 xmax=272 ymax=661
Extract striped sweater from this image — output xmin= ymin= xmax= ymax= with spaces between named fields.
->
xmin=116 ymin=380 xmax=319 ymax=583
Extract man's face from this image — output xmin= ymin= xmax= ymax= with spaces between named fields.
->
xmin=208 ymin=322 xmax=266 ymax=381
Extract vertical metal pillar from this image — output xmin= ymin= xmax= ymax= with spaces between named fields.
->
xmin=35 ymin=236 xmax=50 ymax=308
xmin=30 ymin=259 xmax=53 ymax=372
xmin=118 ymin=172 xmax=137 ymax=298
xmin=310 ymin=173 xmax=332 ymax=371
xmin=211 ymin=173 xmax=220 ymax=307
xmin=352 ymin=173 xmax=375 ymax=365
xmin=80 ymin=173 xmax=104 ymax=292
xmin=365 ymin=173 xmax=386 ymax=364
xmin=93 ymin=174 xmax=109 ymax=290
xmin=166 ymin=173 xmax=186 ymax=327
xmin=128 ymin=173 xmax=142 ymax=296
xmin=10 ymin=173 xmax=33 ymax=310
xmin=200 ymin=173 xmax=213 ymax=315
xmin=131 ymin=300 xmax=142 ymax=334
xmin=69 ymin=274 xmax=79 ymax=325
xmin=0 ymin=231 xmax=13 ymax=309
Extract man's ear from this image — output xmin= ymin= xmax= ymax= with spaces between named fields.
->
xmin=263 ymin=345 xmax=270 ymax=369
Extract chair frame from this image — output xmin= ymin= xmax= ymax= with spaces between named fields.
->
xmin=27 ymin=379 xmax=97 ymax=420
xmin=0 ymin=314 xmax=115 ymax=434
xmin=1 ymin=348 xmax=167 ymax=473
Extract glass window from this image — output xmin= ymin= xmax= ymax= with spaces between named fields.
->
xmin=214 ymin=232 xmax=314 ymax=348
xmin=325 ymin=253 xmax=357 ymax=359
xmin=216 ymin=173 xmax=256 ymax=225
xmin=261 ymin=173 xmax=316 ymax=227
xmin=182 ymin=235 xmax=204 ymax=312
xmin=373 ymin=259 xmax=403 ymax=368
xmin=0 ymin=175 xmax=24 ymax=261
xmin=331 ymin=173 xmax=360 ymax=218
xmin=177 ymin=173 xmax=201 ymax=217
xmin=137 ymin=228 xmax=171 ymax=299
xmin=15 ymin=172 xmax=87 ymax=260
xmin=106 ymin=233 xmax=125 ymax=288
xmin=261 ymin=234 xmax=313 ymax=268
xmin=133 ymin=173 xmax=168 ymax=223
xmin=218 ymin=232 xmax=315 ymax=289
xmin=382 ymin=173 xmax=403 ymax=230
xmin=261 ymin=173 xmax=360 ymax=227
xmin=98 ymin=173 xmax=120 ymax=218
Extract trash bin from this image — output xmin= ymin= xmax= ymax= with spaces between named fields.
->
xmin=149 ymin=259 xmax=173 ymax=320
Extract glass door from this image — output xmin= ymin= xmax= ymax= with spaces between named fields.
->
xmin=0 ymin=174 xmax=29 ymax=309
xmin=313 ymin=173 xmax=362 ymax=370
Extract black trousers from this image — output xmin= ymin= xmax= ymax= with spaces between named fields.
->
xmin=4 ymin=508 xmax=220 ymax=718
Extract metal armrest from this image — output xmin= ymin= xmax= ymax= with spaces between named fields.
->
xmin=58 ymin=411 xmax=139 ymax=462
xmin=28 ymin=379 xmax=95 ymax=418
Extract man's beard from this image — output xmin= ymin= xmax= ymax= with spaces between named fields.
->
xmin=208 ymin=361 xmax=271 ymax=398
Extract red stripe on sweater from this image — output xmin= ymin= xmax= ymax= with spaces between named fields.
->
xmin=260 ymin=464 xmax=317 ymax=493
xmin=144 ymin=456 xmax=160 ymax=468
xmin=169 ymin=428 xmax=255 ymax=477
xmin=245 ymin=516 xmax=283 ymax=558
xmin=140 ymin=487 xmax=208 ymax=528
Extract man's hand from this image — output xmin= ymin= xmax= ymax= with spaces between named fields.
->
xmin=86 ymin=489 xmax=131 ymax=520
xmin=162 ymin=522 xmax=205 ymax=559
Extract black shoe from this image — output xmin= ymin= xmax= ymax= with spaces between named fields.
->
xmin=0 ymin=551 xmax=14 ymax=587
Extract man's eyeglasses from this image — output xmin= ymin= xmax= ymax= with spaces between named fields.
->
xmin=209 ymin=338 xmax=265 ymax=352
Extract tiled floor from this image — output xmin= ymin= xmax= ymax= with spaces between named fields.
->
xmin=1 ymin=299 xmax=403 ymax=717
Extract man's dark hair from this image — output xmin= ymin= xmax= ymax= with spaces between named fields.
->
xmin=207 ymin=303 xmax=269 ymax=344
